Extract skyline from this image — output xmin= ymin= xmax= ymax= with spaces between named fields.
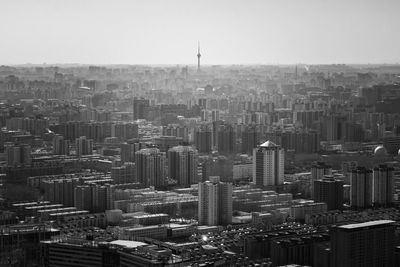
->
xmin=2 ymin=0 xmax=400 ymax=65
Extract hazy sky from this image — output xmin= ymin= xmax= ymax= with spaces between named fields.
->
xmin=1 ymin=0 xmax=400 ymax=65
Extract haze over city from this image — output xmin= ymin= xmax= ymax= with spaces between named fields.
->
xmin=2 ymin=0 xmax=400 ymax=65
xmin=2 ymin=1 xmax=400 ymax=266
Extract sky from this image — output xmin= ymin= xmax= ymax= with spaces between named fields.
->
xmin=1 ymin=0 xmax=400 ymax=65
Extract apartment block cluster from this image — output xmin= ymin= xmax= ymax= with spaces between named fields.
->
xmin=1 ymin=64 xmax=400 ymax=266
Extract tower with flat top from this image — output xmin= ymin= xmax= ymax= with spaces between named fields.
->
xmin=197 ymin=42 xmax=201 ymax=72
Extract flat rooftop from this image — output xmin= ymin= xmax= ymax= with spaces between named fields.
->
xmin=109 ymin=240 xmax=147 ymax=248
xmin=338 ymin=220 xmax=395 ymax=230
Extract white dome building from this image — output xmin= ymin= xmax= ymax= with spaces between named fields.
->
xmin=374 ymin=145 xmax=387 ymax=157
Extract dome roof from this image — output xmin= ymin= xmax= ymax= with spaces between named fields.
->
xmin=398 ymin=148 xmax=400 ymax=156
xmin=260 ymin=140 xmax=278 ymax=148
xmin=374 ymin=145 xmax=387 ymax=156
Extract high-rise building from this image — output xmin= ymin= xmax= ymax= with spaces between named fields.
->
xmin=135 ymin=148 xmax=166 ymax=188
xmin=372 ymin=164 xmax=394 ymax=206
xmin=198 ymin=176 xmax=232 ymax=226
xmin=111 ymin=162 xmax=136 ymax=184
xmin=211 ymin=109 xmax=219 ymax=122
xmin=313 ymin=177 xmax=344 ymax=210
xmin=6 ymin=117 xmax=49 ymax=136
xmin=74 ymin=184 xmax=113 ymax=213
xmin=91 ymin=185 xmax=113 ymax=213
xmin=5 ymin=143 xmax=31 ymax=167
xmin=195 ymin=126 xmax=212 ymax=153
xmin=120 ymin=143 xmax=135 ymax=163
xmin=162 ymin=124 xmax=189 ymax=142
xmin=53 ymin=134 xmax=70 ymax=155
xmin=211 ymin=121 xmax=221 ymax=148
xmin=311 ymin=162 xmax=332 ymax=180
xmin=217 ymin=124 xmax=236 ymax=155
xmin=168 ymin=146 xmax=198 ymax=187
xmin=74 ymin=185 xmax=92 ymax=211
xmin=75 ymin=136 xmax=93 ymax=157
xmin=241 ymin=125 xmax=263 ymax=154
xmin=120 ymin=141 xmax=148 ymax=163
xmin=350 ymin=167 xmax=373 ymax=209
xmin=253 ymin=140 xmax=284 ymax=187
xmin=198 ymin=98 xmax=207 ymax=109
xmin=311 ymin=162 xmax=332 ymax=198
xmin=111 ymin=123 xmax=138 ymax=141
xmin=330 ymin=220 xmax=395 ymax=267
xmin=325 ymin=114 xmax=347 ymax=141
xmin=133 ymin=98 xmax=149 ymax=120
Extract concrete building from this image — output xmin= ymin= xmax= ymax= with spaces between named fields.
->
xmin=74 ymin=184 xmax=113 ymax=213
xmin=198 ymin=176 xmax=232 ymax=226
xmin=311 ymin=162 xmax=332 ymax=198
xmin=217 ymin=124 xmax=236 ymax=155
xmin=168 ymin=146 xmax=198 ymax=187
xmin=194 ymin=126 xmax=212 ymax=153
xmin=53 ymin=134 xmax=70 ymax=155
xmin=313 ymin=177 xmax=344 ymax=210
xmin=133 ymin=98 xmax=149 ymax=120
xmin=111 ymin=162 xmax=136 ymax=184
xmin=5 ymin=142 xmax=31 ymax=167
xmin=75 ymin=136 xmax=93 ymax=157
xmin=373 ymin=164 xmax=394 ymax=206
xmin=253 ymin=140 xmax=284 ymax=187
xmin=120 ymin=141 xmax=148 ymax=163
xmin=135 ymin=148 xmax=166 ymax=188
xmin=330 ymin=220 xmax=395 ymax=267
xmin=350 ymin=167 xmax=373 ymax=209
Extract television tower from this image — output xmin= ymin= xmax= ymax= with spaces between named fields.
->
xmin=197 ymin=42 xmax=201 ymax=72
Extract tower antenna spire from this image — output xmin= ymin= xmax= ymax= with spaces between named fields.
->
xmin=197 ymin=42 xmax=201 ymax=72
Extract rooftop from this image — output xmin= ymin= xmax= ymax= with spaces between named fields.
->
xmin=259 ymin=140 xmax=277 ymax=148
xmin=338 ymin=220 xmax=395 ymax=230
xmin=109 ymin=240 xmax=147 ymax=248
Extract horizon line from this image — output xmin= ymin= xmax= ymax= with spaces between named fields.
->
xmin=3 ymin=62 xmax=400 ymax=67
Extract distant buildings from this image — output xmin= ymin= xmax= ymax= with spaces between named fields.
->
xmin=120 ymin=141 xmax=148 ymax=163
xmin=74 ymin=184 xmax=113 ymax=213
xmin=111 ymin=122 xmax=138 ymax=141
xmin=162 ymin=124 xmax=189 ymax=142
xmin=50 ymin=121 xmax=137 ymax=142
xmin=168 ymin=146 xmax=198 ymax=187
xmin=350 ymin=167 xmax=373 ymax=209
xmin=313 ymin=177 xmax=344 ymax=210
xmin=311 ymin=162 xmax=332 ymax=181
xmin=372 ymin=164 xmax=394 ymax=206
xmin=5 ymin=142 xmax=31 ymax=167
xmin=311 ymin=161 xmax=332 ymax=198
xmin=217 ymin=124 xmax=236 ymax=155
xmin=241 ymin=125 xmax=261 ymax=154
xmin=135 ymin=148 xmax=166 ymax=188
xmin=350 ymin=165 xmax=394 ymax=209
xmin=75 ymin=136 xmax=93 ymax=157
xmin=253 ymin=140 xmax=284 ymax=187
xmin=194 ymin=126 xmax=212 ymax=153
xmin=111 ymin=162 xmax=136 ymax=184
xmin=325 ymin=114 xmax=347 ymax=142
xmin=4 ymin=56 xmax=400 ymax=267
xmin=53 ymin=134 xmax=70 ymax=155
xmin=6 ymin=117 xmax=49 ymax=136
xmin=198 ymin=176 xmax=232 ymax=226
xmin=133 ymin=98 xmax=149 ymax=120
